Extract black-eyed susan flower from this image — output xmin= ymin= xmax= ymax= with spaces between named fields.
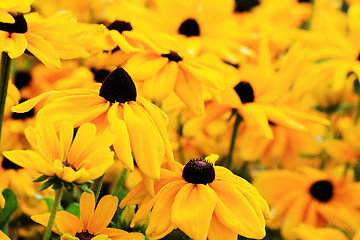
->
xmin=125 ymin=33 xmax=232 ymax=116
xmin=253 ymin=167 xmax=360 ymax=239
xmin=3 ymin=118 xmax=115 ymax=184
xmin=31 ymin=192 xmax=144 ymax=240
xmin=0 ymin=10 xmax=96 ymax=68
xmin=11 ymin=68 xmax=175 ymax=195
xmin=120 ymin=154 xmax=271 ymax=240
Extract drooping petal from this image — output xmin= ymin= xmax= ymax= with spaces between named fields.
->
xmin=80 ymin=192 xmax=95 ymax=232
xmin=88 ymin=195 xmax=118 ymax=234
xmin=171 ymin=184 xmax=217 ymax=240
xmin=207 ymin=214 xmax=237 ymax=240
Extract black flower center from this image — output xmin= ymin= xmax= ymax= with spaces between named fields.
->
xmin=99 ymin=68 xmax=137 ymax=103
xmin=91 ymin=68 xmax=111 ymax=83
xmin=298 ymin=0 xmax=311 ymax=2
xmin=182 ymin=159 xmax=215 ymax=184
xmin=178 ymin=18 xmax=200 ymax=37
xmin=234 ymin=81 xmax=255 ymax=103
xmin=0 ymin=13 xmax=27 ymax=34
xmin=234 ymin=0 xmax=260 ymax=12
xmin=161 ymin=51 xmax=183 ymax=62
xmin=62 ymin=162 xmax=76 ymax=171
xmin=75 ymin=231 xmax=95 ymax=240
xmin=11 ymin=98 xmax=35 ymax=120
xmin=14 ymin=71 xmax=31 ymax=90
xmin=107 ymin=20 xmax=133 ymax=33
xmin=310 ymin=180 xmax=333 ymax=202
xmin=2 ymin=157 xmax=23 ymax=170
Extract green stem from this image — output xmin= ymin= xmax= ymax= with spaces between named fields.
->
xmin=43 ymin=186 xmax=63 ymax=240
xmin=112 ymin=168 xmax=127 ymax=198
xmin=226 ymin=112 xmax=242 ymax=168
xmin=92 ymin=174 xmax=105 ymax=202
xmin=0 ymin=52 xmax=12 ymax=148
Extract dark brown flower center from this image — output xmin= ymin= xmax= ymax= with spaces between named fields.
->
xmin=310 ymin=180 xmax=333 ymax=202
xmin=182 ymin=159 xmax=215 ymax=184
xmin=178 ymin=18 xmax=200 ymax=37
xmin=107 ymin=20 xmax=133 ymax=33
xmin=298 ymin=0 xmax=311 ymax=2
xmin=75 ymin=231 xmax=95 ymax=240
xmin=99 ymin=68 xmax=137 ymax=103
xmin=62 ymin=162 xmax=76 ymax=171
xmin=161 ymin=51 xmax=183 ymax=62
xmin=91 ymin=68 xmax=111 ymax=83
xmin=234 ymin=0 xmax=259 ymax=12
xmin=0 ymin=13 xmax=27 ymax=34
xmin=14 ymin=71 xmax=31 ymax=90
xmin=11 ymin=98 xmax=35 ymax=120
xmin=234 ymin=81 xmax=255 ymax=103
xmin=2 ymin=157 xmax=23 ymax=170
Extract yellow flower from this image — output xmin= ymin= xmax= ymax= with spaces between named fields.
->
xmin=220 ymin=39 xmax=329 ymax=139
xmin=0 ymin=11 xmax=93 ymax=68
xmin=3 ymin=119 xmax=115 ymax=184
xmin=11 ymin=68 xmax=175 ymax=194
xmin=253 ymin=167 xmax=360 ymax=239
xmin=108 ymin=0 xmax=253 ymax=64
xmin=120 ymin=154 xmax=271 ymax=240
xmin=125 ymin=33 xmax=232 ymax=116
xmin=31 ymin=192 xmax=144 ymax=240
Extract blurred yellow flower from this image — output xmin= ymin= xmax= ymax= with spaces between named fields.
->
xmin=294 ymin=224 xmax=348 ymax=240
xmin=254 ymin=167 xmax=360 ymax=239
xmin=31 ymin=192 xmax=144 ymax=240
xmin=3 ymin=119 xmax=115 ymax=184
xmin=121 ymin=154 xmax=271 ymax=240
xmin=0 ymin=0 xmax=34 ymax=23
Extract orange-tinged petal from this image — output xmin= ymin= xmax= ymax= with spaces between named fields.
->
xmin=101 ymin=228 xmax=145 ymax=240
xmin=171 ymin=184 xmax=217 ymax=240
xmin=88 ymin=195 xmax=118 ymax=234
xmin=108 ymin=103 xmax=134 ymax=171
xmin=31 ymin=211 xmax=81 ymax=236
xmin=80 ymin=192 xmax=95 ymax=232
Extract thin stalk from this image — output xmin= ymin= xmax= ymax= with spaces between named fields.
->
xmin=43 ymin=186 xmax=63 ymax=240
xmin=0 ymin=52 xmax=12 ymax=147
xmin=112 ymin=168 xmax=127 ymax=197
xmin=92 ymin=174 xmax=105 ymax=202
xmin=226 ymin=112 xmax=242 ymax=168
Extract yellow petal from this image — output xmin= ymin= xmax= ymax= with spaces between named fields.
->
xmin=7 ymin=33 xmax=27 ymax=59
xmin=80 ymin=192 xmax=95 ymax=232
xmin=107 ymin=103 xmax=134 ymax=171
xmin=171 ymin=184 xmax=217 ymax=240
xmin=11 ymin=91 xmax=55 ymax=113
xmin=207 ymin=214 xmax=237 ymax=240
xmin=88 ymin=195 xmax=118 ymax=234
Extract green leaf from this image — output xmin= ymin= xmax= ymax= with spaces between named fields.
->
xmin=0 ymin=189 xmax=17 ymax=231
xmin=33 ymin=174 xmax=49 ymax=183
xmin=38 ymin=178 xmax=56 ymax=191
xmin=78 ymin=184 xmax=93 ymax=193
xmin=65 ymin=203 xmax=80 ymax=218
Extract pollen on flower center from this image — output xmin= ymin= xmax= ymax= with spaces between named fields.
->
xmin=182 ymin=158 xmax=215 ymax=184
xmin=0 ymin=13 xmax=27 ymax=34
xmin=178 ymin=18 xmax=200 ymax=37
xmin=107 ymin=20 xmax=133 ymax=33
xmin=75 ymin=230 xmax=95 ymax=240
xmin=99 ymin=68 xmax=137 ymax=103
xmin=234 ymin=81 xmax=255 ymax=103
xmin=2 ymin=157 xmax=23 ymax=170
xmin=62 ymin=162 xmax=76 ymax=171
xmin=309 ymin=180 xmax=333 ymax=202
xmin=161 ymin=51 xmax=183 ymax=62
